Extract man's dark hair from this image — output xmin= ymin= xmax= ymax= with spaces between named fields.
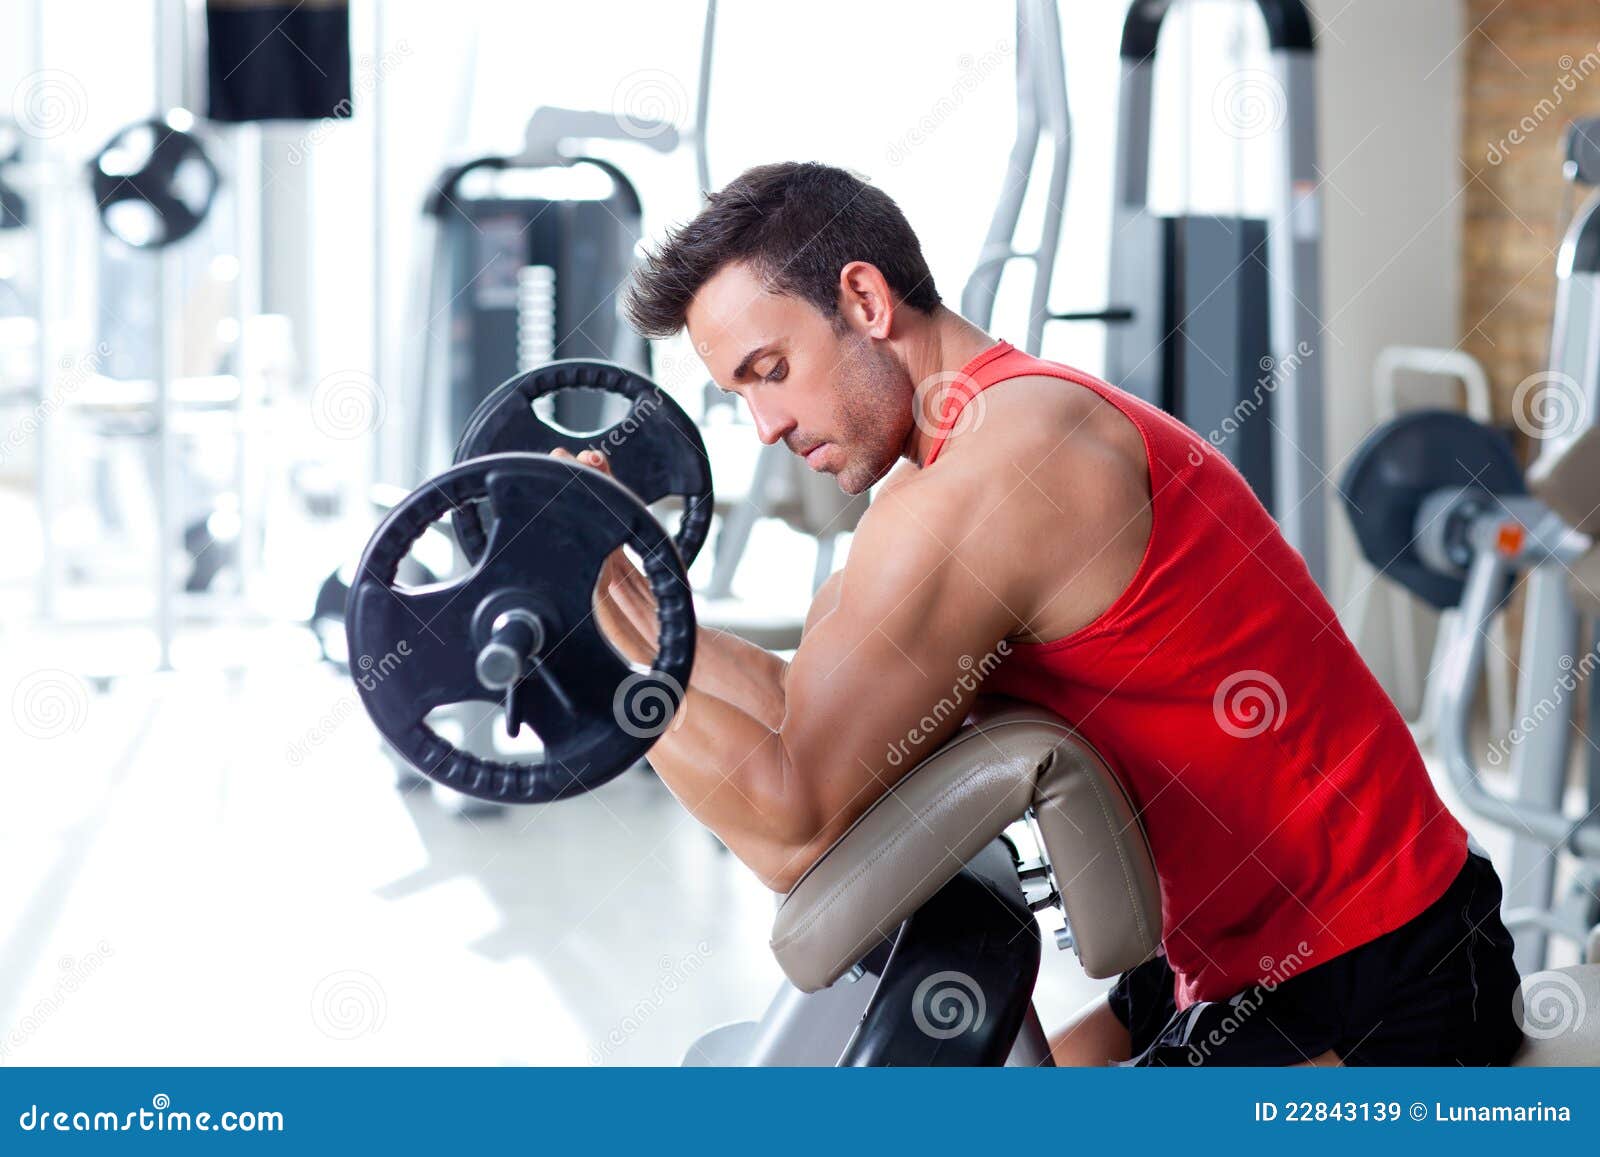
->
xmin=624 ymin=162 xmax=942 ymax=338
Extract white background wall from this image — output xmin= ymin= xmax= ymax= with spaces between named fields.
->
xmin=1313 ymin=0 xmax=1465 ymax=684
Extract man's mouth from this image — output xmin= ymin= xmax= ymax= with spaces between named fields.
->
xmin=802 ymin=442 xmax=830 ymax=470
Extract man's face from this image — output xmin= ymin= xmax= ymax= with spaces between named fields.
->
xmin=686 ymin=262 xmax=913 ymax=495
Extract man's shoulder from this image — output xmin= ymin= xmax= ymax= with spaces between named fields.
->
xmin=937 ymin=372 xmax=1148 ymax=502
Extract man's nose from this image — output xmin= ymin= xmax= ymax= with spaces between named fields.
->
xmin=748 ymin=400 xmax=796 ymax=447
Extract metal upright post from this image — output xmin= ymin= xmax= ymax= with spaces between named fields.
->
xmin=1265 ymin=36 xmax=1327 ymax=590
xmin=695 ymin=0 xmax=717 ymax=196
xmin=29 ymin=0 xmax=59 ymax=627
xmin=152 ymin=0 xmax=186 ymax=669
xmin=233 ymin=123 xmax=264 ymax=596
xmin=371 ymin=0 xmax=389 ymax=488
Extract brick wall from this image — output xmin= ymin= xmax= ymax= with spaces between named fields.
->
xmin=1462 ymin=1 xmax=1600 ymax=428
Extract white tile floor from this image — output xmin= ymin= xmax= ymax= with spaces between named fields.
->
xmin=0 ymin=622 xmax=1115 ymax=1066
xmin=3 ymin=600 xmax=1588 ymax=1066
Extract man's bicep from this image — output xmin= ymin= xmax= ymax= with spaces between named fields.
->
xmin=779 ymin=517 xmax=1016 ymax=844
xmin=801 ymin=569 xmax=845 ymax=639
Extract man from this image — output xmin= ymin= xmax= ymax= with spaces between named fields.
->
xmin=580 ymin=161 xmax=1523 ymax=1066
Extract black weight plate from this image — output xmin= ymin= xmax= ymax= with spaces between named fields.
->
xmin=90 ymin=118 xmax=219 ymax=249
xmin=452 ymin=360 xmax=713 ymax=567
xmin=1340 ymin=410 xmax=1525 ymax=610
xmin=346 ymin=452 xmax=696 ymax=803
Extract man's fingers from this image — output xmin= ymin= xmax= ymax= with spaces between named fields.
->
xmin=545 ymin=446 xmax=612 ymax=474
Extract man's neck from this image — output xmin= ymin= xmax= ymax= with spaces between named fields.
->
xmin=901 ymin=307 xmax=1000 ymax=466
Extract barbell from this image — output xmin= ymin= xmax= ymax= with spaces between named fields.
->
xmin=345 ymin=361 xmax=711 ymax=802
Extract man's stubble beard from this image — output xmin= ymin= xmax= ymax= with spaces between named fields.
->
xmin=832 ymin=336 xmax=914 ymax=495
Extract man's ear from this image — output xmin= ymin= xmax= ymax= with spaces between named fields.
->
xmin=838 ymin=261 xmax=895 ymax=340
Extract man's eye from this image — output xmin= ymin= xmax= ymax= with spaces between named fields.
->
xmin=763 ymin=359 xmax=787 ymax=383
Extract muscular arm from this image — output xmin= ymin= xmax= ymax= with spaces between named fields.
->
xmin=597 ymin=469 xmax=1021 ymax=891
xmin=588 ymin=398 xmax=1148 ymax=892
xmin=590 ymin=541 xmax=836 ymax=736
xmin=593 ymin=458 xmax=904 ymax=729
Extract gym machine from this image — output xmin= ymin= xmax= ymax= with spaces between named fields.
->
xmin=970 ymin=0 xmax=1327 ymax=588
xmin=410 ymin=136 xmax=660 ymax=479
xmin=0 ymin=117 xmax=32 ymax=383
xmin=1341 ymin=347 xmax=1515 ymax=743
xmin=960 ymin=0 xmax=1069 ymax=359
xmin=1109 ymin=0 xmax=1324 ymax=589
xmin=1342 ymin=118 xmax=1600 ymax=971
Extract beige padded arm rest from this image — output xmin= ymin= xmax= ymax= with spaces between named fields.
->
xmin=1528 ymin=426 xmax=1600 ymax=535
xmin=770 ymin=699 xmax=1163 ymax=993
xmin=1567 ymin=548 xmax=1600 ymax=619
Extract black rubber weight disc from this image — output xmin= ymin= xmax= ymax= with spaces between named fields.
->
xmin=345 ymin=452 xmax=696 ymax=803
xmin=1340 ymin=409 xmax=1525 ymax=610
xmin=89 ymin=118 xmax=219 ymax=249
xmin=451 ymin=360 xmax=713 ymax=567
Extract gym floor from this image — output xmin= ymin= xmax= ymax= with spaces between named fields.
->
xmin=1 ymin=593 xmax=1565 ymax=1065
xmin=0 ymin=475 xmax=1102 ymax=1066
xmin=0 ymin=639 xmax=1103 ymax=1067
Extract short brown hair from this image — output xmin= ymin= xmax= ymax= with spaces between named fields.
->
xmin=624 ymin=161 xmax=942 ymax=338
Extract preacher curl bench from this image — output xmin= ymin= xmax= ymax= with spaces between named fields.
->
xmin=688 ymin=701 xmax=1600 ymax=1066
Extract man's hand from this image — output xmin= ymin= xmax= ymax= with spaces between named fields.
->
xmin=549 ymin=447 xmax=659 ymax=665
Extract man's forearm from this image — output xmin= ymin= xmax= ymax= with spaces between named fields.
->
xmin=591 ymin=580 xmax=804 ymax=880
xmin=690 ymin=626 xmax=787 ymax=730
xmin=598 ymin=566 xmax=789 ymax=730
xmin=645 ymin=682 xmax=808 ymax=887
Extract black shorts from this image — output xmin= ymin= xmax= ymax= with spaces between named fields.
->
xmin=1108 ymin=849 xmax=1525 ymax=1066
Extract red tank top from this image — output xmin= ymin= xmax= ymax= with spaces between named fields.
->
xmin=927 ymin=342 xmax=1467 ymax=1009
